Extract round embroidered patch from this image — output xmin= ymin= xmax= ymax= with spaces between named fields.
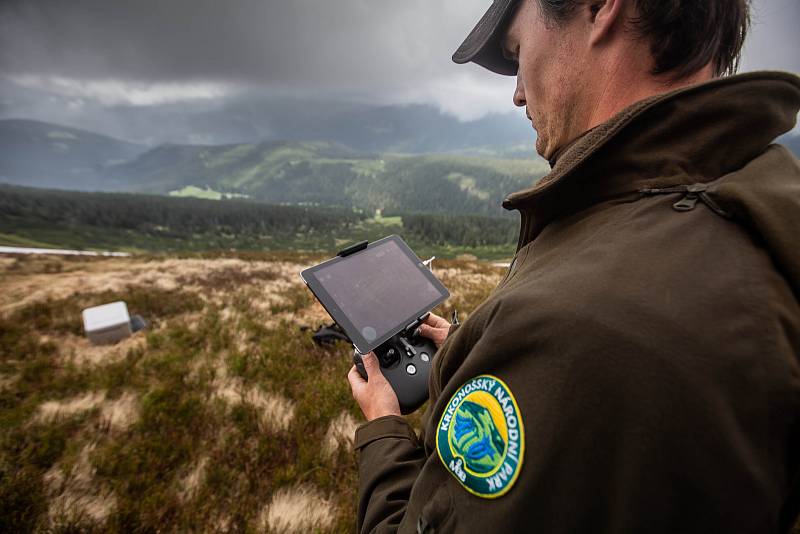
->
xmin=436 ymin=374 xmax=524 ymax=498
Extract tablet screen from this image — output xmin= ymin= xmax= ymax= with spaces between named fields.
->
xmin=303 ymin=236 xmax=449 ymax=352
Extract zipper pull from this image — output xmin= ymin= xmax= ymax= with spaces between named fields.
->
xmin=641 ymin=183 xmax=731 ymax=218
xmin=673 ymin=193 xmax=699 ymax=211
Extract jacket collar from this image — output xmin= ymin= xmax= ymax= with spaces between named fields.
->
xmin=502 ymin=71 xmax=800 ymax=245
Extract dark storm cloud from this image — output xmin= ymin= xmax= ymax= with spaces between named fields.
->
xmin=0 ymin=0 xmax=487 ymax=87
xmin=0 ymin=0 xmax=796 ymax=123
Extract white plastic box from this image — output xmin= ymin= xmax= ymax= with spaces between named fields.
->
xmin=82 ymin=301 xmax=132 ymax=345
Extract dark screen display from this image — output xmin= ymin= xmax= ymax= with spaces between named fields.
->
xmin=315 ymin=240 xmax=443 ymax=343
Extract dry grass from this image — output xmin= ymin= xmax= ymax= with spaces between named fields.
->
xmin=323 ymin=411 xmax=359 ymax=458
xmin=0 ymin=372 xmax=18 ymax=391
xmin=44 ymin=443 xmax=117 ymax=528
xmin=177 ymin=456 xmax=209 ymax=504
xmin=259 ymin=484 xmax=335 ymax=533
xmin=35 ymin=391 xmax=107 ymax=424
xmin=99 ymin=392 xmax=140 ymax=432
xmin=210 ymin=356 xmax=296 ymax=433
xmin=0 ymin=257 xmax=301 ymax=315
xmin=0 ymin=252 xmax=504 ymax=532
xmin=54 ymin=332 xmax=147 ymax=368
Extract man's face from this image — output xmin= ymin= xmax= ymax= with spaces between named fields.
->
xmin=503 ymin=0 xmax=589 ymax=160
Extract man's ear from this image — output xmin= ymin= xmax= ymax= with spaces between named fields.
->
xmin=587 ymin=0 xmax=626 ymax=46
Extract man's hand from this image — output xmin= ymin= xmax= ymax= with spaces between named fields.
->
xmin=348 ymin=352 xmax=401 ymax=421
xmin=416 ymin=312 xmax=451 ymax=348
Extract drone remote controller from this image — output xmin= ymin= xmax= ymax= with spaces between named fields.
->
xmin=353 ymin=315 xmax=436 ymax=414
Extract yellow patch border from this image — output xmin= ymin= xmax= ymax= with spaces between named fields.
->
xmin=435 ymin=374 xmax=525 ymax=499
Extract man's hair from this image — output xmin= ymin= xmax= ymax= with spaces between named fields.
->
xmin=536 ymin=0 xmax=750 ymax=78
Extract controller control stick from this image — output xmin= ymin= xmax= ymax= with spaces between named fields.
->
xmin=352 ymin=315 xmax=436 ymax=413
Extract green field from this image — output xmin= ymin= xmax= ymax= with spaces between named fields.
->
xmin=169 ymin=185 xmax=250 ymax=201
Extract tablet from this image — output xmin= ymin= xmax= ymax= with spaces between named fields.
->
xmin=300 ymin=235 xmax=450 ymax=354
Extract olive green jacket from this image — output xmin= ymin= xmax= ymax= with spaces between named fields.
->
xmin=355 ymin=71 xmax=800 ymax=533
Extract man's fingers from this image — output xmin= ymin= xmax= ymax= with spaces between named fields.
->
xmin=424 ymin=312 xmax=450 ymax=329
xmin=348 ymin=365 xmax=365 ymax=385
xmin=347 ymin=365 xmax=366 ymax=400
xmin=418 ymin=322 xmax=448 ymax=343
xmin=361 ymin=352 xmax=381 ymax=378
xmin=417 ymin=323 xmax=437 ymax=339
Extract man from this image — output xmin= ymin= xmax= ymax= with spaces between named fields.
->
xmin=347 ymin=0 xmax=800 ymax=531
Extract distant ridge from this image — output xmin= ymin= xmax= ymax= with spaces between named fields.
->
xmin=0 ymin=119 xmax=144 ymax=190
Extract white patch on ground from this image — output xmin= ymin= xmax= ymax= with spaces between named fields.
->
xmin=35 ymin=391 xmax=106 ymax=423
xmin=178 ymin=456 xmax=209 ymax=503
xmin=211 ymin=365 xmax=295 ymax=432
xmin=44 ymin=443 xmax=117 ymax=527
xmin=99 ymin=392 xmax=139 ymax=431
xmin=323 ymin=412 xmax=359 ymax=457
xmin=258 ymin=485 xmax=334 ymax=533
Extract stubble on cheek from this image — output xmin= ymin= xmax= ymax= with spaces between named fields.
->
xmin=538 ymin=40 xmax=584 ymax=161
xmin=534 ymin=91 xmax=562 ymax=161
xmin=528 ymin=83 xmax=552 ymax=160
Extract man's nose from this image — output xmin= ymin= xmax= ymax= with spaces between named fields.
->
xmin=512 ymin=75 xmax=526 ymax=107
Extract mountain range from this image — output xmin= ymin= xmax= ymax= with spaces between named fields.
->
xmin=1 ymin=117 xmax=798 ymax=219
xmin=0 ymin=81 xmax=538 ymax=152
xmin=0 ymin=119 xmax=549 ymax=218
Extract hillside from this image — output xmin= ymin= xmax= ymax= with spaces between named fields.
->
xmin=0 ymin=119 xmax=144 ymax=190
xmin=0 ymin=119 xmax=548 ymax=217
xmin=0 ymin=184 xmax=519 ymax=259
xmin=105 ymin=141 xmax=548 ymax=217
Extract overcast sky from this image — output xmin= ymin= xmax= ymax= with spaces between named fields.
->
xmin=1 ymin=0 xmax=798 ymax=124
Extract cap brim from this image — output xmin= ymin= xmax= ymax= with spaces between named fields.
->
xmin=452 ymin=0 xmax=520 ymax=76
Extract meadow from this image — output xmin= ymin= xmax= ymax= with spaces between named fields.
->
xmin=0 ymin=252 xmax=503 ymax=532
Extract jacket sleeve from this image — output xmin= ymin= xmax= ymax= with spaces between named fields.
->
xmin=355 ymin=415 xmax=427 ymax=533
